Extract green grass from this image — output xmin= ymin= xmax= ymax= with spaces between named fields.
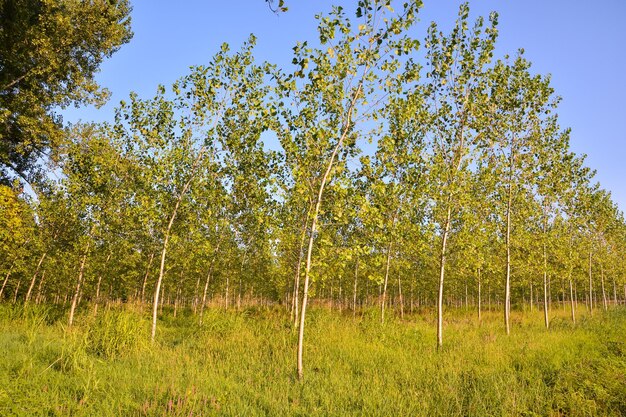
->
xmin=0 ymin=303 xmax=624 ymax=416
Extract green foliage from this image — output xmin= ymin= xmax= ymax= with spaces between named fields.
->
xmin=0 ymin=0 xmax=132 ymax=182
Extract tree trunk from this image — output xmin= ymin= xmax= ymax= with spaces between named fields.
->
xmin=0 ymin=267 xmax=13 ymax=299
xmin=464 ymin=281 xmax=468 ymax=310
xmin=152 ymin=228 xmax=172 ymax=341
xmin=192 ymin=274 xmax=201 ymax=314
xmin=600 ymin=263 xmax=607 ymax=311
xmin=381 ymin=240 xmax=393 ymax=324
xmin=151 ymin=147 xmax=204 ymax=342
xmin=237 ymin=276 xmax=243 ymax=311
xmin=69 ymin=245 xmax=90 ymax=327
xmin=292 ymin=208 xmax=310 ymax=327
xmin=93 ymin=252 xmax=111 ymax=316
xmin=35 ymin=270 xmax=46 ymax=305
xmin=589 ymin=249 xmax=593 ymax=316
xmin=504 ymin=152 xmax=514 ymax=336
xmin=24 ymin=252 xmax=47 ymax=305
xmin=296 ymin=83 xmax=361 ymax=380
xmin=548 ymin=274 xmax=552 ymax=312
xmin=173 ymin=285 xmax=181 ymax=318
xmin=237 ymin=254 xmax=245 ymax=312
xmin=140 ymin=252 xmax=155 ymax=304
xmin=151 ymin=186 xmax=194 ymax=341
xmin=352 ymin=258 xmax=359 ymax=318
xmin=569 ymin=277 xmax=576 ymax=324
xmin=398 ymin=272 xmax=404 ymax=320
xmin=542 ymin=215 xmax=549 ymax=329
xmin=199 ymin=259 xmax=216 ymax=323
xmin=93 ymin=274 xmax=103 ymax=316
xmin=12 ymin=279 xmax=22 ymax=303
xmin=543 ymin=272 xmax=549 ymax=330
xmin=437 ymin=204 xmax=452 ymax=350
xmin=225 ymin=275 xmax=230 ymax=309
xmin=477 ymin=268 xmax=482 ymax=322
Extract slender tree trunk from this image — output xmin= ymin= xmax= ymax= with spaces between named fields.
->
xmin=25 ymin=252 xmax=47 ymax=305
xmin=477 ymin=268 xmax=482 ymax=322
xmin=292 ymin=207 xmax=310 ymax=327
xmin=548 ymin=274 xmax=552 ymax=311
xmin=237 ymin=276 xmax=243 ymax=311
xmin=173 ymin=285 xmax=181 ymax=318
xmin=152 ymin=195 xmax=191 ymax=340
xmin=141 ymin=252 xmax=155 ymax=304
xmin=237 ymin=252 xmax=248 ymax=312
xmin=437 ymin=204 xmax=452 ymax=350
xmin=398 ymin=272 xmax=404 ymax=320
xmin=297 ymin=83 xmax=361 ymax=380
xmin=612 ymin=279 xmax=617 ymax=306
xmin=151 ymin=147 xmax=204 ymax=342
xmin=35 ymin=270 xmax=46 ymax=305
xmin=352 ymin=258 xmax=359 ymax=318
xmin=600 ymin=263 xmax=607 ymax=311
xmin=152 ymin=228 xmax=173 ymax=341
xmin=543 ymin=272 xmax=549 ymax=330
xmin=93 ymin=252 xmax=111 ymax=316
xmin=504 ymin=169 xmax=513 ymax=335
xmin=225 ymin=275 xmax=230 ymax=309
xmin=463 ymin=281 xmax=468 ymax=310
xmin=381 ymin=240 xmax=393 ymax=324
xmin=569 ymin=276 xmax=576 ymax=324
xmin=93 ymin=275 xmax=103 ymax=316
xmin=200 ymin=258 xmax=216 ymax=323
xmin=589 ymin=249 xmax=593 ymax=316
xmin=192 ymin=275 xmax=201 ymax=314
xmin=542 ymin=214 xmax=549 ymax=329
xmin=0 ymin=267 xmax=13 ymax=299
xmin=69 ymin=244 xmax=90 ymax=327
xmin=12 ymin=279 xmax=22 ymax=303
xmin=297 ymin=208 xmax=318 ymax=379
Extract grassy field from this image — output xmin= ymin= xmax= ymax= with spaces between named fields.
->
xmin=0 ymin=304 xmax=624 ymax=416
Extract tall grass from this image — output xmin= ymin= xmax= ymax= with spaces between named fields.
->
xmin=0 ymin=304 xmax=624 ymax=416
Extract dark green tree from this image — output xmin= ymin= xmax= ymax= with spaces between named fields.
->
xmin=0 ymin=0 xmax=132 ymax=183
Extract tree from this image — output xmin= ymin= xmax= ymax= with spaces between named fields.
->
xmin=421 ymin=3 xmax=498 ymax=349
xmin=0 ymin=0 xmax=132 ymax=183
xmin=273 ymin=0 xmax=421 ymax=379
xmin=485 ymin=53 xmax=561 ymax=333
xmin=0 ymin=182 xmax=34 ymax=299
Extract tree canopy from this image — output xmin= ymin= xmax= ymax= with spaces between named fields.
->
xmin=0 ymin=0 xmax=132 ymax=184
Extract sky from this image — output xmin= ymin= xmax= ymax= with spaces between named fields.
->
xmin=60 ymin=0 xmax=626 ymax=212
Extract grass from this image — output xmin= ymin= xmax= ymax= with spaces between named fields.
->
xmin=0 ymin=303 xmax=624 ymax=416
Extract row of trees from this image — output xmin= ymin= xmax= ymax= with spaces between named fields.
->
xmin=2 ymin=1 xmax=625 ymax=378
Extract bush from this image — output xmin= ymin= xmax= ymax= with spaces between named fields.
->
xmin=83 ymin=308 xmax=147 ymax=358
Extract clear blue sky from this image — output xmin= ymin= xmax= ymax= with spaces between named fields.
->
xmin=61 ymin=0 xmax=626 ymax=212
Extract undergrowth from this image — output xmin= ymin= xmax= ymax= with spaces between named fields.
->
xmin=0 ymin=304 xmax=624 ymax=416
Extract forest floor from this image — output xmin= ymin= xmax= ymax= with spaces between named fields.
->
xmin=0 ymin=303 xmax=624 ymax=416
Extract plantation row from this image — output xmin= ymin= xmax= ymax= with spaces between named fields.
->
xmin=1 ymin=2 xmax=625 ymax=378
